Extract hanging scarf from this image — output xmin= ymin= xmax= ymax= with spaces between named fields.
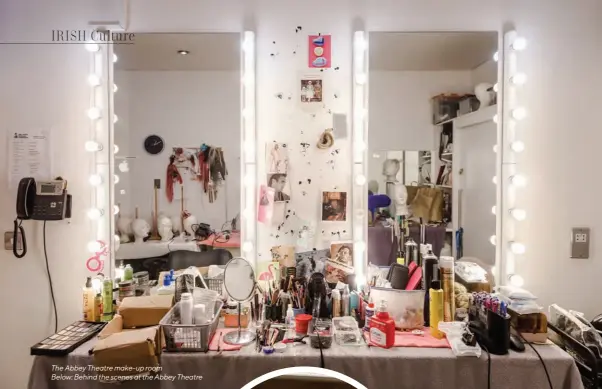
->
xmin=166 ymin=155 xmax=183 ymax=203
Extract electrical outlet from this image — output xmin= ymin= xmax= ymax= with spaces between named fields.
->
xmin=4 ymin=231 xmax=22 ymax=251
xmin=571 ymin=227 xmax=590 ymax=259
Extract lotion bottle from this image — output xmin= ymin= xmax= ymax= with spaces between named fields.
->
xmin=369 ymin=300 xmax=395 ymax=349
xmin=82 ymin=277 xmax=95 ymax=321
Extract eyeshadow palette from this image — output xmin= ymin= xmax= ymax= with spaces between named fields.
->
xmin=31 ymin=321 xmax=106 ymax=356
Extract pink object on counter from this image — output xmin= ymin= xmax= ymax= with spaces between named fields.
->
xmin=364 ymin=329 xmax=450 ymax=348
xmin=198 ymin=231 xmax=241 ymax=248
xmin=208 ymin=329 xmax=243 ymax=351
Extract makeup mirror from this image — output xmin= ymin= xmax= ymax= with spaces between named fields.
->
xmin=223 ymin=257 xmax=256 ymax=345
xmin=367 ymin=31 xmax=499 ymax=267
xmin=111 ymin=32 xmax=243 ymax=274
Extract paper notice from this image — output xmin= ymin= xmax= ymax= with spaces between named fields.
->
xmin=8 ymin=130 xmax=51 ymax=188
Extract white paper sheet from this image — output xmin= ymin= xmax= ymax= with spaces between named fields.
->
xmin=8 ymin=129 xmax=51 ymax=189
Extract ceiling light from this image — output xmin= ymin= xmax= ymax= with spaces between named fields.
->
xmin=89 ymin=174 xmax=102 ymax=186
xmin=509 ymin=241 xmax=526 ymax=254
xmin=493 ymin=51 xmax=499 ymax=62
xmin=510 ymin=208 xmax=527 ymax=221
xmin=511 ymin=141 xmax=525 ymax=153
xmin=512 ymin=107 xmax=527 ymax=121
xmin=87 ymin=107 xmax=101 ymax=120
xmin=489 ymin=235 xmax=496 ymax=246
xmin=177 ymin=50 xmax=190 ymax=55
xmin=491 ymin=206 xmax=496 ymax=215
xmin=510 ymin=174 xmax=527 ymax=187
xmin=511 ymin=37 xmax=528 ymax=51
xmin=509 ymin=274 xmax=525 ymax=287
xmin=493 ymin=83 xmax=499 ymax=93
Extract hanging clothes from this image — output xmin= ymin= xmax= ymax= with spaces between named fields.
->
xmin=166 ymin=155 xmax=183 ymax=202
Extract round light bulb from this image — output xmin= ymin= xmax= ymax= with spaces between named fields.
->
xmin=113 ymin=114 xmax=119 ymax=124
xmin=87 ymin=74 xmax=101 ymax=87
xmin=92 ymin=278 xmax=102 ymax=293
xmin=491 ymin=266 xmax=497 ymax=276
xmin=243 ymin=38 xmax=254 ymax=53
xmin=510 ymin=208 xmax=527 ymax=221
xmin=355 ymin=73 xmax=367 ymax=85
xmin=87 ymin=107 xmax=101 ymax=120
xmin=113 ymin=84 xmax=118 ymax=93
xmin=118 ymin=160 xmax=129 ymax=173
xmin=493 ymin=114 xmax=498 ymax=124
xmin=356 ymin=140 xmax=367 ymax=152
xmin=242 ymin=241 xmax=253 ymax=253
xmin=85 ymin=41 xmax=100 ymax=52
xmin=244 ymin=141 xmax=255 ymax=155
xmin=493 ymin=145 xmax=498 ymax=153
xmin=512 ymin=37 xmax=528 ymax=51
xmin=489 ymin=235 xmax=497 ymax=246
xmin=512 ymin=107 xmax=527 ymax=121
xmin=510 ymin=174 xmax=527 ymax=187
xmin=491 ymin=205 xmax=496 ymax=215
xmin=242 ymin=108 xmax=252 ymax=118
xmin=511 ymin=141 xmax=525 ymax=153
xmin=354 ymin=241 xmax=366 ymax=253
xmin=355 ymin=37 xmax=368 ymax=52
xmin=493 ymin=51 xmax=499 ymax=62
xmin=509 ymin=241 xmax=526 ymax=254
xmin=509 ymin=274 xmax=525 ymax=287
xmin=114 ymin=144 xmax=119 ymax=154
xmin=242 ymin=208 xmax=252 ymax=219
xmin=242 ymin=73 xmax=254 ymax=86
xmin=113 ymin=53 xmax=118 ymax=63
xmin=84 ymin=141 xmax=102 ymax=152
xmin=492 ymin=176 xmax=498 ymax=185
xmin=493 ymin=83 xmax=499 ymax=93
xmin=87 ymin=208 xmax=103 ymax=220
xmin=88 ymin=174 xmax=102 ymax=186
xmin=87 ymin=240 xmax=102 ymax=253
xmin=355 ymin=174 xmax=366 ymax=186
xmin=113 ymin=205 xmax=120 ymax=215
xmin=114 ymin=174 xmax=120 ymax=184
xmin=511 ymin=73 xmax=528 ymax=86
xmin=355 ymin=209 xmax=365 ymax=219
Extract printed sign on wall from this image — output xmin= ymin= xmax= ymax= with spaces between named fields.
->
xmin=308 ymin=35 xmax=331 ymax=68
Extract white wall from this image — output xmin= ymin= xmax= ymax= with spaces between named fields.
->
xmin=471 ymin=59 xmax=497 ymax=86
xmin=114 ymin=70 xmax=241 ymax=230
xmin=369 ymin=70 xmax=474 ymax=152
xmin=3 ymin=0 xmax=602 ymax=386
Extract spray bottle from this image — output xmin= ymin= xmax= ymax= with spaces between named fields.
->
xmin=422 ymin=244 xmax=439 ymax=326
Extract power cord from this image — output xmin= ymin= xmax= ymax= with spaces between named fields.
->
xmin=316 ymin=332 xmax=325 ymax=369
xmin=43 ymin=221 xmax=58 ymax=333
xmin=480 ymin=343 xmax=491 ymax=389
xmin=514 ymin=328 xmax=553 ymax=389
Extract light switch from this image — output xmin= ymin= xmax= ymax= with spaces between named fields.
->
xmin=571 ymin=227 xmax=590 ymax=259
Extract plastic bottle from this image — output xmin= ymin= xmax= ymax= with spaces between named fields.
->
xmin=369 ymin=300 xmax=396 ymax=349
xmin=101 ymin=277 xmax=114 ymax=322
xmin=180 ymin=292 xmax=193 ymax=325
xmin=429 ymin=280 xmax=444 ymax=339
xmin=342 ymin=286 xmax=350 ymax=317
xmin=363 ymin=302 xmax=375 ymax=332
xmin=405 ymin=238 xmax=418 ymax=265
xmin=169 ymin=269 xmax=175 ymax=284
xmin=332 ymin=289 xmax=341 ymax=318
xmin=157 ymin=275 xmax=175 ymax=295
xmin=124 ymin=264 xmax=134 ymax=281
xmin=439 ymin=256 xmax=455 ymax=322
xmin=94 ymin=293 xmax=102 ymax=322
xmin=82 ymin=277 xmax=95 ymax=321
xmin=285 ymin=304 xmax=295 ymax=339
xmin=422 ymin=244 xmax=439 ymax=326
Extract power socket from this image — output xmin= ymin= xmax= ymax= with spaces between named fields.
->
xmin=4 ymin=231 xmax=22 ymax=251
xmin=571 ymin=227 xmax=590 ymax=259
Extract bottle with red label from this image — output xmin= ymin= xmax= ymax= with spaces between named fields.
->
xmin=369 ymin=300 xmax=396 ymax=349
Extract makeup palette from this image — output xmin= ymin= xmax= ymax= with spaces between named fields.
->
xmin=31 ymin=321 xmax=106 ymax=356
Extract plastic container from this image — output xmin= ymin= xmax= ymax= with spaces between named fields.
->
xmin=180 ymin=292 xmax=193 ymax=325
xmin=285 ymin=304 xmax=295 ymax=339
xmin=429 ymin=280 xmax=444 ymax=339
xmin=342 ymin=286 xmax=350 ymax=317
xmin=370 ymin=288 xmax=425 ymax=330
xmin=160 ymin=301 xmax=223 ymax=352
xmin=364 ymin=302 xmax=375 ymax=332
xmin=332 ymin=289 xmax=341 ymax=318
xmin=295 ymin=314 xmax=312 ymax=335
xmin=123 ymin=264 xmax=134 ymax=281
xmin=422 ymin=245 xmax=439 ymax=326
xmin=439 ymin=256 xmax=455 ymax=322
xmin=309 ymin=318 xmax=333 ymax=349
xmin=193 ymin=304 xmax=207 ymax=324
xmin=157 ymin=276 xmax=175 ymax=296
xmin=333 ymin=316 xmax=362 ymax=346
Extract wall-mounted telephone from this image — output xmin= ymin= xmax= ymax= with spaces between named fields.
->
xmin=14 ymin=177 xmax=72 ymax=258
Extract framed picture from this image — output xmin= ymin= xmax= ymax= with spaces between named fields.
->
xmin=321 ymin=191 xmax=347 ymax=221
xmin=300 ymin=78 xmax=323 ymax=103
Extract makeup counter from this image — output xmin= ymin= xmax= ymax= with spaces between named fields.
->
xmin=29 ymin=255 xmax=586 ymax=389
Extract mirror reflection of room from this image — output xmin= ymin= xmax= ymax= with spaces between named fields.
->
xmin=367 ymin=32 xmax=498 ymax=276
xmin=113 ymin=33 xmax=242 ymax=278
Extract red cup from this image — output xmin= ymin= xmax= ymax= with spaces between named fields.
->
xmin=295 ymin=314 xmax=312 ymax=335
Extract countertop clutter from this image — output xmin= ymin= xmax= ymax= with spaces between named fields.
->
xmin=28 ymin=260 xmax=586 ymax=389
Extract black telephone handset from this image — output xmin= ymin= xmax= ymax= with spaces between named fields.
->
xmin=14 ymin=177 xmax=72 ymax=258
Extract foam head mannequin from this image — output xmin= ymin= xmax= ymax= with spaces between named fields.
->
xmin=131 ymin=218 xmax=150 ymax=242
xmin=383 ymin=159 xmax=400 ymax=181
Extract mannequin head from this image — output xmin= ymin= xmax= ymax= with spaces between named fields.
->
xmin=117 ymin=216 xmax=133 ymax=243
xmin=131 ymin=218 xmax=150 ymax=241
xmin=158 ymin=215 xmax=173 ymax=242
xmin=383 ymin=159 xmax=401 ymax=180
xmin=368 ymin=180 xmax=379 ymax=195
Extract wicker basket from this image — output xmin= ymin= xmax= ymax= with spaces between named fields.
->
xmin=160 ymin=301 xmax=223 ymax=352
xmin=204 ymin=278 xmax=224 ymax=294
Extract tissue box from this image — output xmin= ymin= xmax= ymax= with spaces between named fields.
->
xmin=118 ymin=295 xmax=173 ymax=328
xmin=93 ymin=315 xmax=161 ymax=379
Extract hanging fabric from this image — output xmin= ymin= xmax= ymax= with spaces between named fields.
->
xmin=166 ymin=155 xmax=183 ymax=203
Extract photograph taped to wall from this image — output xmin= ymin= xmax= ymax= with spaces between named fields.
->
xmin=258 ymin=185 xmax=275 ymax=224
xmin=321 ymin=191 xmax=347 ymax=221
xmin=295 ymin=248 xmax=329 ymax=280
xmin=270 ymin=245 xmax=296 ymax=268
xmin=267 ymin=173 xmax=291 ymax=202
xmin=172 ymin=147 xmax=201 ymax=181
xmin=330 ymin=241 xmax=354 ymax=269
xmin=266 ymin=142 xmax=289 ymax=174
xmin=300 ymin=75 xmax=323 ymax=103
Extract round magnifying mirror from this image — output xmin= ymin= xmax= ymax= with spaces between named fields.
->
xmin=223 ymin=257 xmax=256 ymax=345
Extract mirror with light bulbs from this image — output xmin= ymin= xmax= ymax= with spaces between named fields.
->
xmin=366 ymin=31 xmax=499 ymax=268
xmin=109 ymin=32 xmax=244 ymax=273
